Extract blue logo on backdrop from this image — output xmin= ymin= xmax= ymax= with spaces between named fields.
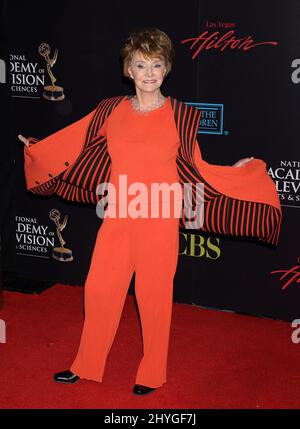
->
xmin=185 ymin=102 xmax=224 ymax=135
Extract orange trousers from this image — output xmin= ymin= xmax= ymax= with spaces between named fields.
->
xmin=70 ymin=208 xmax=179 ymax=388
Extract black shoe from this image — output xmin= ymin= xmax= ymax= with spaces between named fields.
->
xmin=132 ymin=384 xmax=156 ymax=395
xmin=53 ymin=369 xmax=80 ymax=384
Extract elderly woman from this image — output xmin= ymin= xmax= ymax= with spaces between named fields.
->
xmin=19 ymin=27 xmax=281 ymax=395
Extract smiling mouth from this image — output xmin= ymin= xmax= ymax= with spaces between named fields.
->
xmin=144 ymin=81 xmax=156 ymax=83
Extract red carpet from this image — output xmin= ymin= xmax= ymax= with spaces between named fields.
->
xmin=0 ymin=284 xmax=299 ymax=409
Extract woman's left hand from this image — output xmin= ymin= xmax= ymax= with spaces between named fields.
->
xmin=232 ymin=156 xmax=254 ymax=167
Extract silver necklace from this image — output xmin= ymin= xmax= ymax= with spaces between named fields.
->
xmin=129 ymin=95 xmax=167 ymax=113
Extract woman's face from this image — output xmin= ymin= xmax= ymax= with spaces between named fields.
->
xmin=127 ymin=50 xmax=167 ymax=94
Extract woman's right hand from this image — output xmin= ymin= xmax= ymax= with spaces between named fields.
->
xmin=18 ymin=134 xmax=30 ymax=147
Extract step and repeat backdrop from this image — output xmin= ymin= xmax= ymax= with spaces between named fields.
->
xmin=2 ymin=0 xmax=299 ymax=320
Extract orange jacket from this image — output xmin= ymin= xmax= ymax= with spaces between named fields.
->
xmin=24 ymin=95 xmax=282 ymax=245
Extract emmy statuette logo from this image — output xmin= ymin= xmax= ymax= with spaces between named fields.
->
xmin=38 ymin=42 xmax=65 ymax=101
xmin=49 ymin=209 xmax=73 ymax=262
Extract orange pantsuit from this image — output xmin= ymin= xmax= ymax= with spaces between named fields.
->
xmin=70 ymin=98 xmax=182 ymax=387
xmin=23 ymin=94 xmax=282 ymax=387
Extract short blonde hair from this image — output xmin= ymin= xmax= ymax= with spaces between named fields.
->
xmin=120 ymin=27 xmax=174 ymax=79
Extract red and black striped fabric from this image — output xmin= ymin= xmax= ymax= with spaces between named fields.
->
xmin=27 ymin=95 xmax=282 ymax=245
xmin=27 ymin=137 xmax=60 ymax=196
xmin=170 ymin=97 xmax=282 ymax=246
